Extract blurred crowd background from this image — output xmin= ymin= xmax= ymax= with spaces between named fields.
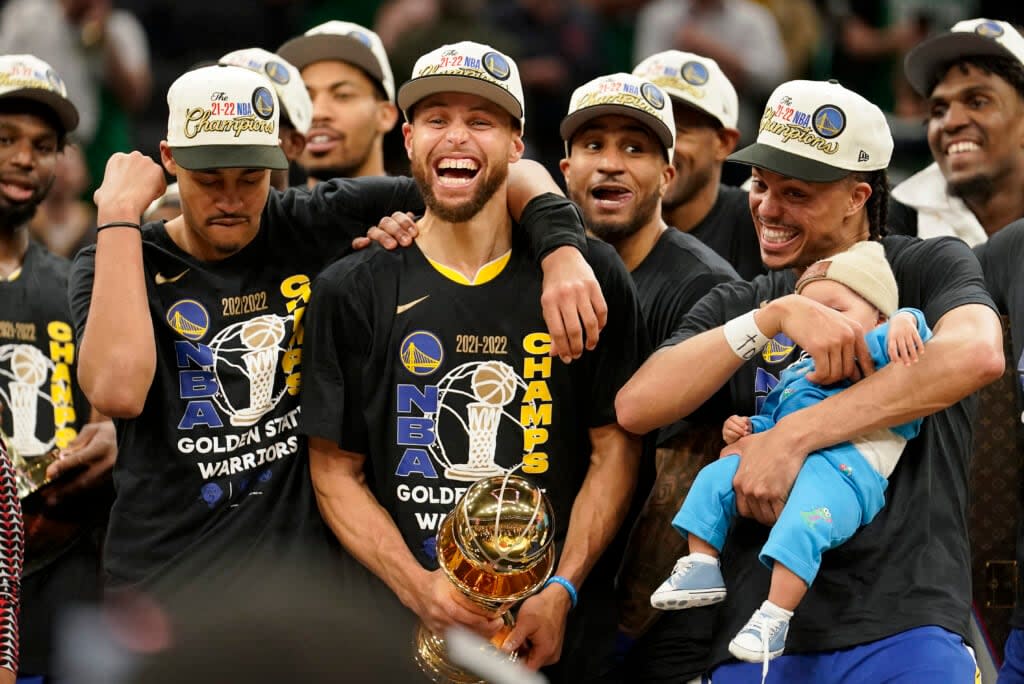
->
xmin=4 ymin=0 xmax=1024 ymax=260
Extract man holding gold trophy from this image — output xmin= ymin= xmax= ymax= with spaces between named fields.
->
xmin=302 ymin=42 xmax=649 ymax=681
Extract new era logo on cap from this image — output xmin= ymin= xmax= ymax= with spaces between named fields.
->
xmin=632 ymin=50 xmax=738 ymax=129
xmin=220 ymin=48 xmax=313 ymax=135
xmin=278 ymin=21 xmax=395 ymax=102
xmin=905 ymin=18 xmax=1024 ymax=95
xmin=728 ymin=79 xmax=893 ymax=183
xmin=560 ymin=73 xmax=675 ymax=159
xmin=166 ymin=64 xmax=287 ymax=171
xmin=398 ymin=42 xmax=525 ymax=130
xmin=0 ymin=54 xmax=79 ymax=133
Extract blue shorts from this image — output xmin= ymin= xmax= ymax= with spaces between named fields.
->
xmin=999 ymin=628 xmax=1024 ymax=682
xmin=710 ymin=626 xmax=977 ymax=683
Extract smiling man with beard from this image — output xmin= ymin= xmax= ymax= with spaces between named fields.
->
xmin=278 ymin=21 xmax=398 ymax=185
xmin=301 ymin=43 xmax=649 ymax=680
xmin=616 ymin=78 xmax=1003 ymax=683
xmin=892 ymin=18 xmax=1024 ymax=245
xmin=0 ymin=54 xmax=117 ymax=683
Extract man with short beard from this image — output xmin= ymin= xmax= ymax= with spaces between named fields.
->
xmin=632 ymin=51 xmax=763 ymax=280
xmin=892 ymin=18 xmax=1024 ymax=245
xmin=278 ymin=21 xmax=398 ymax=184
xmin=558 ymin=71 xmax=740 ymax=682
xmin=301 ymin=43 xmax=649 ymax=680
xmin=0 ymin=55 xmax=116 ymax=681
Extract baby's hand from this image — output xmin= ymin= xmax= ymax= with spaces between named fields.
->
xmin=723 ymin=415 xmax=752 ymax=444
xmin=887 ymin=312 xmax=925 ymax=365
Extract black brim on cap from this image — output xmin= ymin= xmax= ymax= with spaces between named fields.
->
xmin=905 ymin=32 xmax=1018 ymax=95
xmin=1 ymin=88 xmax=79 ymax=133
xmin=277 ymin=33 xmax=384 ymax=83
xmin=171 ymin=144 xmax=288 ymax=171
xmin=397 ymin=75 xmax=523 ymax=122
xmin=728 ymin=143 xmax=850 ymax=183
xmin=560 ymin=105 xmax=674 ymax=154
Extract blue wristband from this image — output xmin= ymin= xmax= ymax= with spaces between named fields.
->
xmin=544 ymin=575 xmax=578 ymax=609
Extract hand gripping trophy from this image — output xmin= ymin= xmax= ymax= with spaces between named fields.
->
xmin=415 ymin=473 xmax=555 ymax=683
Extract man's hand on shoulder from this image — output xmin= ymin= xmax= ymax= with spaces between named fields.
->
xmin=540 ymin=246 xmax=607 ymax=363
xmin=352 ymin=211 xmax=419 ymax=251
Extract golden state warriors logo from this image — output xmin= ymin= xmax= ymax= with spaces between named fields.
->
xmin=166 ymin=299 xmax=210 ymax=341
xmin=763 ymin=333 xmax=796 ymax=364
xmin=681 ymin=61 xmax=709 ymax=86
xmin=252 ymin=86 xmax=275 ymax=120
xmin=264 ymin=61 xmax=290 ymax=85
xmin=641 ymin=82 xmax=666 ymax=110
xmin=400 ymin=331 xmax=443 ymax=376
xmin=483 ymin=52 xmax=511 ymax=81
xmin=44 ymin=68 xmax=64 ymax=93
xmin=347 ymin=30 xmax=372 ymax=47
xmin=976 ymin=21 xmax=1004 ymax=38
xmin=812 ymin=105 xmax=845 ymax=139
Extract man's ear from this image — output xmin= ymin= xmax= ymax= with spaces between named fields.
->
xmin=377 ymin=101 xmax=399 ymax=135
xmin=402 ymin=122 xmax=414 ymax=160
xmin=281 ymin=129 xmax=306 ymax=161
xmin=159 ymin=141 xmax=178 ymax=177
xmin=713 ymin=127 xmax=741 ymax=162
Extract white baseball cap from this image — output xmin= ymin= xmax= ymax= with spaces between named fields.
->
xmin=632 ymin=50 xmax=738 ymax=129
xmin=0 ymin=54 xmax=78 ymax=133
xmin=728 ymin=79 xmax=893 ymax=183
xmin=560 ymin=73 xmax=675 ymax=159
xmin=398 ymin=42 xmax=525 ymax=130
xmin=166 ymin=64 xmax=287 ymax=170
xmin=219 ymin=48 xmax=312 ymax=135
xmin=905 ymin=18 xmax=1024 ymax=96
xmin=278 ymin=21 xmax=395 ymax=102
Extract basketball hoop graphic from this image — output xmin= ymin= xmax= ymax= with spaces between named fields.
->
xmin=0 ymin=344 xmax=55 ymax=455
xmin=427 ymin=361 xmax=537 ymax=482
xmin=207 ymin=314 xmax=290 ymax=427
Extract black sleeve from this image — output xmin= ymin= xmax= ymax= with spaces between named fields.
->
xmin=649 ymin=270 xmax=740 ymax=347
xmin=300 ymin=259 xmax=375 ymax=454
xmin=67 ymin=245 xmax=97 ymax=345
xmin=579 ymin=241 xmax=651 ymax=427
xmin=516 ymin=193 xmax=588 ymax=263
xmin=886 ymin=197 xmax=918 ymax=237
xmin=266 ymin=176 xmax=425 ymax=255
xmin=975 ymin=220 xmax=1024 ymax=313
xmin=660 ymin=278 xmax=759 ymax=350
xmin=887 ymin=236 xmax=995 ymax=325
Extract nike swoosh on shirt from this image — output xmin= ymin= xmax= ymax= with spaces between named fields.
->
xmin=155 ymin=269 xmax=190 ymax=285
xmin=396 ymin=295 xmax=430 ymax=314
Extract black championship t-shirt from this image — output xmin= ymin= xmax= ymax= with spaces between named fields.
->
xmin=301 ymin=236 xmax=647 ymax=575
xmin=662 ymin=235 xmax=993 ymax=664
xmin=68 ymin=177 xmax=425 ymax=593
xmin=974 ymin=220 xmax=1024 ymax=629
xmin=688 ymin=185 xmax=765 ymax=281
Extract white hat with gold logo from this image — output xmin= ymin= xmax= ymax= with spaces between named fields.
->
xmin=219 ymin=48 xmax=312 ymax=135
xmin=278 ymin=21 xmax=395 ymax=102
xmin=398 ymin=42 xmax=525 ymax=130
xmin=560 ymin=72 xmax=675 ymax=159
xmin=166 ymin=64 xmax=287 ymax=170
xmin=0 ymin=54 xmax=78 ymax=134
xmin=632 ymin=50 xmax=737 ymax=129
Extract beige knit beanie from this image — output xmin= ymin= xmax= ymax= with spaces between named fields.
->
xmin=794 ymin=241 xmax=898 ymax=317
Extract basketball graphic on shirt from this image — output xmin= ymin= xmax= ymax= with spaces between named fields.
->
xmin=0 ymin=344 xmax=56 ymax=456
xmin=241 ymin=315 xmax=286 ymax=350
xmin=471 ymin=361 xmax=517 ymax=406
xmin=207 ymin=314 xmax=292 ymax=427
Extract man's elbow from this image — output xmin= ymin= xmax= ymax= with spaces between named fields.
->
xmin=972 ymin=338 xmax=1006 ymax=388
xmin=79 ymin=366 xmax=151 ymax=419
xmin=615 ymin=384 xmax=654 ymax=436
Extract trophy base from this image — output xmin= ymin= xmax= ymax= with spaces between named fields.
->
xmin=414 ymin=621 xmax=520 ymax=683
xmin=12 ymin=449 xmax=60 ymax=500
xmin=444 ymin=464 xmax=505 ymax=482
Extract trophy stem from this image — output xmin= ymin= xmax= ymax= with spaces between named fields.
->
xmin=414 ymin=621 xmax=486 ymax=684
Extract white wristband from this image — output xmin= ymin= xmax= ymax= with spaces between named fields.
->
xmin=723 ymin=310 xmax=770 ymax=360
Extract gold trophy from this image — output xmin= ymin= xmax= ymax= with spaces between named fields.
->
xmin=0 ymin=426 xmax=60 ymax=500
xmin=415 ymin=474 xmax=555 ymax=683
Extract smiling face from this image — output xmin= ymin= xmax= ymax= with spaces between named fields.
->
xmin=160 ymin=142 xmax=271 ymax=261
xmin=300 ymin=60 xmax=397 ymax=179
xmin=0 ymin=111 xmax=59 ymax=230
xmin=560 ymin=114 xmax=673 ymax=245
xmin=748 ymin=168 xmax=872 ymax=272
xmin=927 ymin=62 xmax=1024 ymax=201
xmin=403 ymin=92 xmax=523 ymax=224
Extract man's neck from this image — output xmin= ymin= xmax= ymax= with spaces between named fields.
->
xmin=415 ymin=192 xmax=513 ymax=282
xmin=616 ymin=215 xmax=668 ymax=272
xmin=964 ymin=184 xmax=1024 ymax=237
xmin=305 ymin=147 xmax=387 ymax=187
xmin=0 ymin=224 xmax=30 ymax=279
xmin=664 ymin=177 xmax=721 ymax=233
